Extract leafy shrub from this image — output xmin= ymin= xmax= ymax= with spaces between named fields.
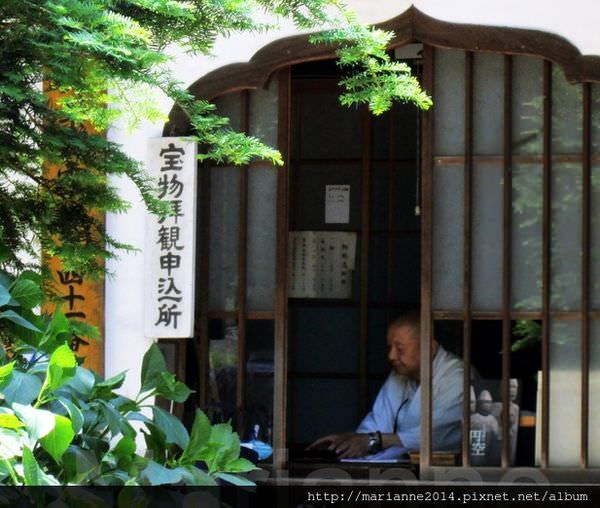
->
xmin=0 ymin=271 xmax=256 ymax=486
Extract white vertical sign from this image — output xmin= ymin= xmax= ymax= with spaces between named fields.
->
xmin=144 ymin=138 xmax=197 ymax=338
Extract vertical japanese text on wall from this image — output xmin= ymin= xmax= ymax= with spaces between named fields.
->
xmin=144 ymin=138 xmax=197 ymax=338
xmin=44 ymin=87 xmax=105 ymax=375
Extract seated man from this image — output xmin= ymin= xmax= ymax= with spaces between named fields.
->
xmin=308 ymin=311 xmax=464 ymax=459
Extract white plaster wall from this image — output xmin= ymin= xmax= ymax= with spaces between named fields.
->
xmin=105 ymin=0 xmax=600 ymax=399
xmin=411 ymin=0 xmax=600 ymax=56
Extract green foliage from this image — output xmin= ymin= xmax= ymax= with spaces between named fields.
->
xmin=511 ymin=320 xmax=542 ymax=352
xmin=0 ymin=271 xmax=257 ymax=485
xmin=1 ymin=2 xmax=432 ymax=485
xmin=310 ymin=8 xmax=432 ymax=114
xmin=1 ymin=0 xmax=430 ymax=278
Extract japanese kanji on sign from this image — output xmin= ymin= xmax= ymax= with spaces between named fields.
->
xmin=144 ymin=138 xmax=197 ymax=338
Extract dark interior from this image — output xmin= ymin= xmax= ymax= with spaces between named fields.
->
xmin=287 ymin=59 xmax=422 ymax=445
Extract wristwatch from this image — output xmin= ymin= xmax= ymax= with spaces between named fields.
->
xmin=367 ymin=431 xmax=382 ymax=454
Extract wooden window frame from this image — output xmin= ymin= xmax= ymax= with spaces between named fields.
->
xmin=162 ymin=6 xmax=600 ymax=481
xmin=423 ymin=51 xmax=596 ymax=481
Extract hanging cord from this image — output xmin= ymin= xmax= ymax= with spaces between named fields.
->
xmin=415 ymin=59 xmax=422 ymax=217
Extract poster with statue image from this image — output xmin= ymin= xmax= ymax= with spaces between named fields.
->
xmin=470 ymin=379 xmax=520 ymax=466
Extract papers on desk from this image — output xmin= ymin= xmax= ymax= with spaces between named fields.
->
xmin=340 ymin=446 xmax=410 ymax=463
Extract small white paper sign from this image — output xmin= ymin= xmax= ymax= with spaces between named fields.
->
xmin=144 ymin=138 xmax=197 ymax=338
xmin=325 ymin=184 xmax=350 ymax=224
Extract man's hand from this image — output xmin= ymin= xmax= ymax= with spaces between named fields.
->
xmin=307 ymin=432 xmax=370 ymax=459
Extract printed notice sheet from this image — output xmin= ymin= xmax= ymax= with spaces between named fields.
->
xmin=288 ymin=231 xmax=357 ymax=299
xmin=325 ymin=185 xmax=350 ymax=224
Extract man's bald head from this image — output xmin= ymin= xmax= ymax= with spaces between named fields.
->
xmin=386 ymin=310 xmax=438 ymax=382
xmin=387 ymin=310 xmax=421 ymax=338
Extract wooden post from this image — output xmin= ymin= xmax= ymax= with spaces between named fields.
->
xmin=43 ymin=87 xmax=105 ymax=376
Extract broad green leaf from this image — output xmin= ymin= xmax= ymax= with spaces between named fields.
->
xmin=113 ymin=436 xmax=136 ymax=456
xmin=102 ymin=449 xmax=119 ymax=470
xmin=152 ymin=407 xmax=189 ymax=450
xmin=113 ymin=395 xmax=139 ymax=413
xmin=197 ymin=442 xmax=221 ymax=470
xmin=127 ymin=412 xmax=152 ymax=425
xmin=94 ymin=470 xmax=131 ymax=486
xmin=0 ymin=461 xmax=10 ymax=483
xmin=69 ymin=319 xmax=100 ymax=340
xmin=210 ymin=422 xmax=239 ymax=464
xmin=22 ymin=447 xmax=60 ymax=486
xmin=80 ymin=435 xmax=110 ymax=457
xmin=2 ymin=371 xmax=42 ymax=405
xmin=39 ymin=310 xmax=70 ymax=349
xmin=180 ymin=410 xmax=211 ymax=463
xmin=12 ymin=403 xmax=56 ymax=440
xmin=0 ymin=413 xmax=24 ymax=430
xmin=0 ymin=429 xmax=22 ymax=459
xmin=17 ymin=307 xmax=46 ymax=335
xmin=178 ymin=465 xmax=217 ymax=486
xmin=0 ymin=283 xmax=10 ymax=306
xmin=156 ymin=371 xmax=175 ymax=391
xmin=223 ymin=457 xmax=258 ymax=474
xmin=142 ymin=425 xmax=167 ymax=463
xmin=92 ymin=371 xmax=126 ymax=399
xmin=112 ymin=435 xmax=136 ymax=469
xmin=139 ymin=460 xmax=184 ymax=486
xmin=0 ymin=271 xmax=11 ymax=290
xmin=0 ymin=310 xmax=41 ymax=332
xmin=63 ymin=366 xmax=95 ymax=396
xmin=2 ymin=311 xmax=43 ymax=346
xmin=0 ymin=361 xmax=14 ymax=386
xmin=201 ymin=422 xmax=241 ymax=474
xmin=62 ymin=446 xmax=100 ymax=484
xmin=155 ymin=371 xmax=193 ymax=403
xmin=9 ymin=279 xmax=43 ymax=309
xmin=57 ymin=397 xmax=84 ymax=434
xmin=40 ymin=414 xmax=75 ymax=463
xmin=22 ymin=447 xmax=39 ymax=485
xmin=140 ymin=343 xmax=167 ymax=392
xmin=215 ymin=472 xmax=255 ymax=487
xmin=98 ymin=400 xmax=135 ymax=438
xmin=17 ymin=270 xmax=42 ymax=286
xmin=44 ymin=343 xmax=77 ymax=393
xmin=98 ymin=402 xmax=123 ymax=436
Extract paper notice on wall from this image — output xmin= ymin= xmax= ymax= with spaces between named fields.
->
xmin=325 ymin=185 xmax=350 ymax=224
xmin=288 ymin=231 xmax=357 ymax=299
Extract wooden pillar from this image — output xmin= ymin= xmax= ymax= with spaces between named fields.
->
xmin=43 ymin=87 xmax=105 ymax=375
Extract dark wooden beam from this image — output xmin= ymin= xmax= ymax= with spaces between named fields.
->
xmin=581 ymin=82 xmax=591 ymax=469
xmin=501 ymin=54 xmax=513 ymax=468
xmin=273 ymin=67 xmax=291 ymax=473
xmin=541 ymin=59 xmax=552 ymax=468
xmin=419 ymin=43 xmax=434 ymax=472
xmin=462 ymin=50 xmax=473 ymax=468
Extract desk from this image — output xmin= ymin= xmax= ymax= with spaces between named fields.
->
xmin=288 ymin=460 xmax=419 ymax=481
